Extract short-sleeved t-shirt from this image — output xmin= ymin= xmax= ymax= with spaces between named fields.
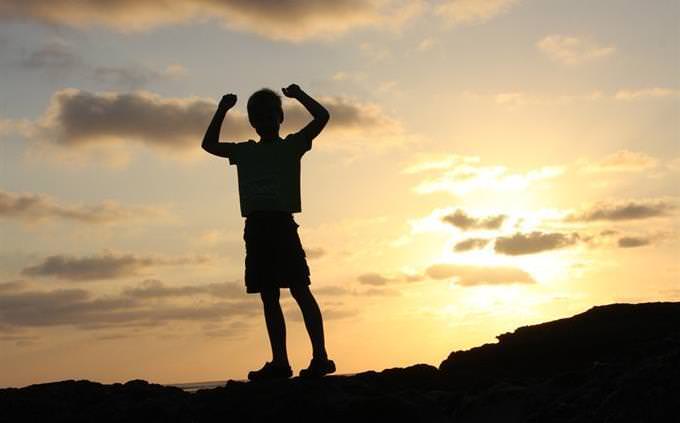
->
xmin=227 ymin=133 xmax=312 ymax=217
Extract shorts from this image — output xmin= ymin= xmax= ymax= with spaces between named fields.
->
xmin=243 ymin=211 xmax=311 ymax=294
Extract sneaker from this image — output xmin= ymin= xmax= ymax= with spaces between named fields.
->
xmin=299 ymin=357 xmax=336 ymax=378
xmin=247 ymin=361 xmax=293 ymax=382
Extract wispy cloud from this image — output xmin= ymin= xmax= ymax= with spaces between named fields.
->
xmin=19 ymin=38 xmax=82 ymax=72
xmin=494 ymin=231 xmax=579 ymax=255
xmin=403 ymin=154 xmax=480 ymax=174
xmin=579 ymin=150 xmax=658 ymax=173
xmin=357 ymin=272 xmax=394 ymax=286
xmin=359 ymin=263 xmax=535 ymax=287
xmin=21 ymin=252 xmax=210 ymax=281
xmin=0 ymin=189 xmax=165 ymax=224
xmin=16 ymin=39 xmax=186 ymax=89
xmin=425 ymin=263 xmax=535 ymax=286
xmin=314 ymin=284 xmax=401 ymax=297
xmin=537 ymin=34 xmax=615 ymax=65
xmin=0 ymin=281 xmax=27 ymax=293
xmin=91 ymin=64 xmax=186 ymax=89
xmin=122 ymin=279 xmax=242 ymax=299
xmin=304 ymin=247 xmax=326 ymax=260
xmin=0 ymin=0 xmax=421 ymax=41
xmin=453 ymin=238 xmax=491 ymax=252
xmin=442 ymin=209 xmax=506 ymax=231
xmin=413 ymin=160 xmax=563 ymax=195
xmin=435 ymin=0 xmax=517 ymax=24
xmin=461 ymin=88 xmax=680 ymax=109
xmin=0 ymin=285 xmax=258 ymax=329
xmin=617 ymin=236 xmax=651 ymax=248
xmin=566 ymin=199 xmax=675 ymax=222
xmin=614 ymin=88 xmax=680 ymax=101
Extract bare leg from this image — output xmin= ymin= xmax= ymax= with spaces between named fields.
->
xmin=259 ymin=287 xmax=289 ymax=365
xmin=290 ymin=284 xmax=328 ymax=360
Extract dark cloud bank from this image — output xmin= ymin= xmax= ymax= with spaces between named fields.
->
xmin=21 ymin=252 xmax=209 ymax=281
xmin=27 ymin=89 xmax=398 ymax=154
xmin=0 ymin=189 xmax=161 ymax=223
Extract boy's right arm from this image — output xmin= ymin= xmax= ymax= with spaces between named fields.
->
xmin=201 ymin=94 xmax=237 ymax=158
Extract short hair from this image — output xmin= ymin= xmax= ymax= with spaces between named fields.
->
xmin=247 ymin=88 xmax=283 ymax=122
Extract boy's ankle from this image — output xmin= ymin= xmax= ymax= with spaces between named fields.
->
xmin=272 ymin=359 xmax=291 ymax=368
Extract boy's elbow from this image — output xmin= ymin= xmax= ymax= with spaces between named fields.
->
xmin=318 ymin=110 xmax=330 ymax=125
xmin=201 ymin=140 xmax=214 ymax=154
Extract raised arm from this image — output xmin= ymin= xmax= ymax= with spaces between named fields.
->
xmin=202 ymin=94 xmax=238 ymax=158
xmin=282 ymin=84 xmax=330 ymax=141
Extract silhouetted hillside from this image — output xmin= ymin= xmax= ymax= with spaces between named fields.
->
xmin=1 ymin=302 xmax=678 ymax=422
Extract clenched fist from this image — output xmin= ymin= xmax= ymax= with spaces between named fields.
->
xmin=282 ymin=84 xmax=303 ymax=99
xmin=219 ymin=94 xmax=237 ymax=109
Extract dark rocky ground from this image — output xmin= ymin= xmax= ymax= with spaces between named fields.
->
xmin=1 ymin=302 xmax=678 ymax=422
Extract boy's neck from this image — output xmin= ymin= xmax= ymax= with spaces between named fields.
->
xmin=259 ymin=133 xmax=281 ymax=143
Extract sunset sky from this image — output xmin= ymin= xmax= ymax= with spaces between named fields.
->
xmin=1 ymin=0 xmax=678 ymax=388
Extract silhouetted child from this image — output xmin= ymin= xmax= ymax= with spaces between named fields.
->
xmin=202 ymin=84 xmax=334 ymax=381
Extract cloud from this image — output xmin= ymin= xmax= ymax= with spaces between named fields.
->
xmin=537 ymin=34 xmax=615 ymax=65
xmin=314 ymin=285 xmax=353 ymax=296
xmin=614 ymin=88 xmax=680 ymax=101
xmin=357 ymin=272 xmax=394 ymax=286
xmin=287 ymin=306 xmax=358 ymax=322
xmin=0 ymin=280 xmax=27 ymax=293
xmin=362 ymin=288 xmax=401 ymax=297
xmin=0 ymin=0 xmax=420 ymax=41
xmin=403 ymin=154 xmax=480 ymax=174
xmin=122 ymin=279 xmax=242 ymax=299
xmin=0 ymin=334 xmax=39 ymax=345
xmin=0 ymin=189 xmax=164 ymax=224
xmin=0 ymin=286 xmax=258 ymax=329
xmin=0 ymin=118 xmax=14 ymax=136
xmin=435 ymin=0 xmax=517 ymax=24
xmin=566 ymin=199 xmax=675 ymax=222
xmin=23 ymin=89 xmax=404 ymax=161
xmin=304 ymin=247 xmax=326 ymax=260
xmin=494 ymin=231 xmax=579 ymax=255
xmin=416 ymin=37 xmax=438 ymax=52
xmin=617 ymin=236 xmax=651 ymax=248
xmin=15 ymin=39 xmax=186 ymax=89
xmin=463 ymin=88 xmax=680 ymax=108
xmin=21 ymin=252 xmax=210 ymax=281
xmin=314 ymin=284 xmax=400 ymax=297
xmin=357 ymin=269 xmax=430 ymax=286
xmin=295 ymin=95 xmax=405 ymax=147
xmin=203 ymin=320 xmax=251 ymax=338
xmin=412 ymin=158 xmax=563 ymax=195
xmin=442 ymin=209 xmax=506 ymax=231
xmin=28 ymin=89 xmax=218 ymax=152
xmin=425 ymin=263 xmax=534 ymax=286
xmin=19 ymin=38 xmax=82 ymax=72
xmin=453 ymin=238 xmax=490 ymax=252
xmin=91 ymin=64 xmax=187 ymax=89
xmin=580 ymin=150 xmax=658 ymax=173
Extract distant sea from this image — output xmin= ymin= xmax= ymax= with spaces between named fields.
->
xmin=167 ymin=373 xmax=353 ymax=392
xmin=167 ymin=380 xmax=230 ymax=392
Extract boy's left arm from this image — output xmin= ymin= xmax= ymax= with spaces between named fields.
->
xmin=282 ymin=84 xmax=330 ymax=144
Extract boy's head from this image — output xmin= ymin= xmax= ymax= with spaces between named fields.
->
xmin=247 ymin=88 xmax=283 ymax=139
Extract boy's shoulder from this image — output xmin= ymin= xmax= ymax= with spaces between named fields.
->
xmin=234 ymin=139 xmax=257 ymax=151
xmin=283 ymin=132 xmax=313 ymax=155
xmin=227 ymin=140 xmax=256 ymax=165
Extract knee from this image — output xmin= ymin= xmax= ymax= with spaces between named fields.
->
xmin=290 ymin=285 xmax=311 ymax=302
xmin=260 ymin=288 xmax=280 ymax=306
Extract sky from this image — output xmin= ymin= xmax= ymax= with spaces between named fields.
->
xmin=1 ymin=0 xmax=679 ymax=388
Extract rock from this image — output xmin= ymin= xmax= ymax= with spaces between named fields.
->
xmin=1 ymin=302 xmax=678 ymax=422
